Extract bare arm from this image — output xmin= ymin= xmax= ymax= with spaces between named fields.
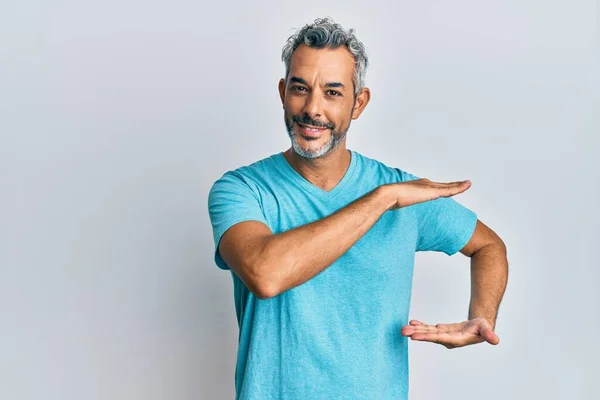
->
xmin=402 ymin=220 xmax=509 ymax=348
xmin=219 ymin=179 xmax=471 ymax=299
xmin=219 ymin=186 xmax=392 ymax=299
xmin=461 ymin=221 xmax=509 ymax=329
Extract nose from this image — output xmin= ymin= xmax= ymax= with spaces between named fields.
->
xmin=302 ymin=90 xmax=324 ymax=120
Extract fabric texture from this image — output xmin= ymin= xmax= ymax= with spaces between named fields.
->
xmin=207 ymin=149 xmax=477 ymax=400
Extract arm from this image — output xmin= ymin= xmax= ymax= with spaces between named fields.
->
xmin=219 ymin=186 xmax=392 ymax=299
xmin=217 ymin=179 xmax=472 ymax=299
xmin=461 ymin=220 xmax=509 ymax=329
xmin=401 ymin=219 xmax=509 ymax=348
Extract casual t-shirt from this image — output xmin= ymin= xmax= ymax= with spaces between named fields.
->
xmin=207 ymin=149 xmax=477 ymax=400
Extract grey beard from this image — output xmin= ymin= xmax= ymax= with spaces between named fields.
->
xmin=285 ymin=123 xmax=348 ymax=159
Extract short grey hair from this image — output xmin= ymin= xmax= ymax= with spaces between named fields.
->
xmin=281 ymin=17 xmax=369 ymax=97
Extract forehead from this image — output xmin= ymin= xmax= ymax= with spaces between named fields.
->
xmin=288 ymin=44 xmax=355 ymax=84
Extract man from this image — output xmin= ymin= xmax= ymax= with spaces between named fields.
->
xmin=208 ymin=17 xmax=508 ymax=400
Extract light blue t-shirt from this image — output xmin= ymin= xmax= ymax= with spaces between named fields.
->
xmin=208 ymin=149 xmax=477 ymax=400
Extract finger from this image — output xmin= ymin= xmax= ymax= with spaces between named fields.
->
xmin=403 ymin=322 xmax=464 ymax=336
xmin=396 ymin=180 xmax=470 ymax=207
xmin=400 ymin=324 xmax=423 ymax=336
xmin=401 ymin=320 xmax=425 ymax=335
xmin=418 ymin=180 xmax=471 ymax=199
xmin=408 ymin=324 xmax=439 ymax=334
xmin=476 ymin=319 xmax=500 ymax=345
xmin=481 ymin=328 xmax=500 ymax=345
xmin=410 ymin=322 xmax=463 ymax=334
xmin=426 ymin=180 xmax=470 ymax=188
xmin=401 ymin=321 xmax=431 ymax=336
xmin=410 ymin=332 xmax=460 ymax=346
xmin=436 ymin=181 xmax=471 ymax=198
xmin=411 ymin=331 xmax=483 ymax=348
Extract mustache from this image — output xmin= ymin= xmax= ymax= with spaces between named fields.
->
xmin=292 ymin=115 xmax=334 ymax=130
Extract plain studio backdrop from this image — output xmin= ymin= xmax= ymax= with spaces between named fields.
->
xmin=1 ymin=1 xmax=597 ymax=399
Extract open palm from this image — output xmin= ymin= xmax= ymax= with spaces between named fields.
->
xmin=401 ymin=318 xmax=499 ymax=349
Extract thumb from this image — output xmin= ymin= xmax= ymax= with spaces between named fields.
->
xmin=481 ymin=326 xmax=500 ymax=345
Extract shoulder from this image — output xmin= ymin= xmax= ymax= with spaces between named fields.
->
xmin=352 ymin=150 xmax=422 ymax=184
xmin=212 ymin=152 xmax=280 ymax=188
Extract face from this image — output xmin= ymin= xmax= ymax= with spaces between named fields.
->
xmin=279 ymin=44 xmax=370 ymax=159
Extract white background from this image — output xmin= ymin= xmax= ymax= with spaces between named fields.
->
xmin=1 ymin=1 xmax=598 ymax=399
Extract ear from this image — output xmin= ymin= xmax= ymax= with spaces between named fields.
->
xmin=278 ymin=78 xmax=286 ymax=106
xmin=351 ymin=87 xmax=371 ymax=120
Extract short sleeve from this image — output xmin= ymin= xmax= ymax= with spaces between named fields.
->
xmin=396 ymin=168 xmax=478 ymax=256
xmin=207 ymin=171 xmax=269 ymax=270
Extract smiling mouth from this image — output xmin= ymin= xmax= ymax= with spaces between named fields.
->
xmin=298 ymin=122 xmax=327 ymax=130
xmin=296 ymin=121 xmax=329 ymax=137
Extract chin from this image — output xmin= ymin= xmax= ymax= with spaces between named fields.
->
xmin=292 ymin=136 xmax=334 ymax=159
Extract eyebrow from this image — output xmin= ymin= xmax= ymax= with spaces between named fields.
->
xmin=289 ymin=76 xmax=345 ymax=89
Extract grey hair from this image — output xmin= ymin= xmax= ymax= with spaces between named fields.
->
xmin=281 ymin=17 xmax=368 ymax=97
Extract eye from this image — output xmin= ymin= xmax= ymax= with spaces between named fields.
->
xmin=291 ymin=85 xmax=307 ymax=92
xmin=327 ymin=90 xmax=341 ymax=97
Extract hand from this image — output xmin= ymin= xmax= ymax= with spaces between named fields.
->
xmin=385 ymin=178 xmax=471 ymax=211
xmin=400 ymin=318 xmax=500 ymax=349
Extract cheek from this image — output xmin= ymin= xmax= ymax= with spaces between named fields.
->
xmin=331 ymin=105 xmax=354 ymax=127
xmin=286 ymin=97 xmax=306 ymax=111
xmin=283 ymin=105 xmax=296 ymax=122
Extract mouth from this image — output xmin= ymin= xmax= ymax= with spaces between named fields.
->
xmin=296 ymin=121 xmax=329 ymax=138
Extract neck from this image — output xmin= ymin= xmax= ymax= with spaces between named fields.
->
xmin=283 ymin=145 xmax=351 ymax=192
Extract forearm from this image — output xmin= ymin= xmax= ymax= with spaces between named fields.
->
xmin=259 ymin=186 xmax=393 ymax=297
xmin=468 ymin=241 xmax=509 ymax=329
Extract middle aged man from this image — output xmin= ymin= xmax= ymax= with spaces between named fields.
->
xmin=208 ymin=17 xmax=509 ymax=400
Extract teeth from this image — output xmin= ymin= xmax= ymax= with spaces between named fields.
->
xmin=298 ymin=122 xmax=325 ymax=133
xmin=301 ymin=125 xmax=322 ymax=131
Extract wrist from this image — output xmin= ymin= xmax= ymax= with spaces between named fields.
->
xmin=470 ymin=315 xmax=496 ymax=330
xmin=374 ymin=184 xmax=395 ymax=211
